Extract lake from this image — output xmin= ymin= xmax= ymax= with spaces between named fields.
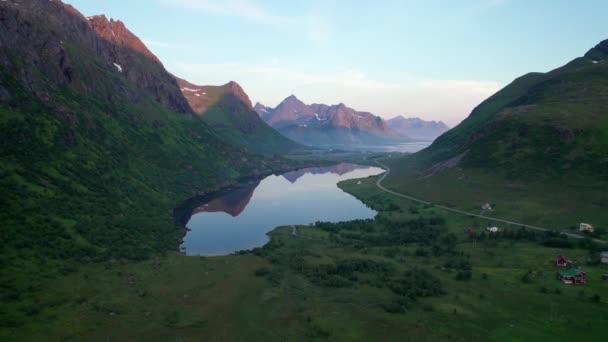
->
xmin=182 ymin=163 xmax=384 ymax=255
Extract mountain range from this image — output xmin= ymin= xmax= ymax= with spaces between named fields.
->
xmin=386 ymin=116 xmax=450 ymax=141
xmin=0 ymin=0 xmax=303 ymax=266
xmin=255 ymin=95 xmax=409 ymax=147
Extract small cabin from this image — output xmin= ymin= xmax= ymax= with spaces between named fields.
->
xmin=556 ymin=255 xmax=572 ymax=267
xmin=486 ymin=226 xmax=499 ymax=233
xmin=601 ymin=251 xmax=608 ymax=264
xmin=481 ymin=203 xmax=493 ymax=210
xmin=558 ymin=268 xmax=586 ymax=285
xmin=579 ymin=223 xmax=594 ymax=233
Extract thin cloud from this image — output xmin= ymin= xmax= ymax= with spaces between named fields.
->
xmin=157 ymin=0 xmax=332 ymax=46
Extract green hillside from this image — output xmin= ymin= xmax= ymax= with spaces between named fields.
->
xmin=383 ymin=39 xmax=608 ymax=234
xmin=201 ymin=93 xmax=304 ymax=155
xmin=0 ymin=0 xmax=303 ymax=324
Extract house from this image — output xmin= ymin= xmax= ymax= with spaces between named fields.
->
xmin=486 ymin=226 xmax=499 ymax=233
xmin=481 ymin=203 xmax=493 ymax=210
xmin=558 ymin=268 xmax=586 ymax=285
xmin=601 ymin=251 xmax=608 ymax=264
xmin=556 ymin=255 xmax=572 ymax=267
xmin=579 ymin=223 xmax=594 ymax=233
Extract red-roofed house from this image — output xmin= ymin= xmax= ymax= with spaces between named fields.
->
xmin=556 ymin=255 xmax=572 ymax=267
xmin=558 ymin=268 xmax=586 ymax=284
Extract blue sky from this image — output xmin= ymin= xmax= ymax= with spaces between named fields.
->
xmin=66 ymin=0 xmax=608 ymax=125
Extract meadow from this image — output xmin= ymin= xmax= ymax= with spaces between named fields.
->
xmin=3 ymin=170 xmax=607 ymax=341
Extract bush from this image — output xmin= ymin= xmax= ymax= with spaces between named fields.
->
xmin=455 ymin=270 xmax=472 ymax=281
xmin=254 ymin=267 xmax=271 ymax=276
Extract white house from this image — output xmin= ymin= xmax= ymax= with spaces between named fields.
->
xmin=486 ymin=226 xmax=499 ymax=233
xmin=601 ymin=251 xmax=608 ymax=264
xmin=579 ymin=223 xmax=594 ymax=233
xmin=481 ymin=203 xmax=493 ymax=210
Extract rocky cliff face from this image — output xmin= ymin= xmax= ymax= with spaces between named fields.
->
xmin=86 ymin=15 xmax=161 ymax=64
xmin=255 ymin=95 xmax=408 ymax=146
xmin=0 ymin=0 xmax=190 ymax=113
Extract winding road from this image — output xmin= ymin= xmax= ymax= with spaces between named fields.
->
xmin=374 ymin=159 xmax=606 ymax=244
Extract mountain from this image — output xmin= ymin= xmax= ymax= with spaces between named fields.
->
xmin=407 ymin=39 xmax=608 ymax=178
xmin=0 ymin=0 xmax=300 ymax=277
xmin=174 ymin=76 xmax=301 ymax=154
xmin=386 ymin=116 xmax=449 ymax=141
xmin=385 ymin=39 xmax=608 ymax=232
xmin=255 ymin=95 xmax=409 ymax=147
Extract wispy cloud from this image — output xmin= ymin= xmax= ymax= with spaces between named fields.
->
xmin=159 ymin=0 xmax=268 ymax=20
xmin=157 ymin=0 xmax=332 ymax=46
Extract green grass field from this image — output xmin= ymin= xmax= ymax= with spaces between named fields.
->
xmin=383 ymin=156 xmax=608 ymax=239
xmin=3 ymin=171 xmax=607 ymax=341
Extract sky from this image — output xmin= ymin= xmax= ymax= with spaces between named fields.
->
xmin=65 ymin=0 xmax=608 ymax=126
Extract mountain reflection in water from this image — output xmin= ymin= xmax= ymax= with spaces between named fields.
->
xmin=182 ymin=163 xmax=383 ymax=255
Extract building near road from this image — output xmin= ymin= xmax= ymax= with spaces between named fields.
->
xmin=481 ymin=203 xmax=493 ymax=210
xmin=556 ymin=255 xmax=572 ymax=267
xmin=558 ymin=268 xmax=586 ymax=285
xmin=601 ymin=251 xmax=608 ymax=264
xmin=579 ymin=223 xmax=594 ymax=232
xmin=486 ymin=226 xmax=499 ymax=233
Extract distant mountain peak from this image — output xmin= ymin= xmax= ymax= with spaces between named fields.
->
xmin=257 ymin=94 xmax=409 ymax=146
xmin=387 ymin=116 xmax=449 ymax=141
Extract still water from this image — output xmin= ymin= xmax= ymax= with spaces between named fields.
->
xmin=182 ymin=163 xmax=384 ymax=255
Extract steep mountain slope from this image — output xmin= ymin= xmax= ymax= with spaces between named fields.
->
xmin=407 ymin=39 xmax=608 ymax=178
xmin=386 ymin=116 xmax=449 ymax=141
xmin=384 ymin=39 xmax=608 ymax=232
xmin=255 ymin=95 xmax=409 ymax=147
xmin=0 ymin=0 xmax=298 ymax=308
xmin=174 ymin=76 xmax=301 ymax=154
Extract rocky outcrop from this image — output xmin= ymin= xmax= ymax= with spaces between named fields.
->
xmin=0 ymin=0 xmax=190 ymax=113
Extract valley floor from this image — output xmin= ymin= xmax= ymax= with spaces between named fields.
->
xmin=2 ymin=162 xmax=608 ymax=341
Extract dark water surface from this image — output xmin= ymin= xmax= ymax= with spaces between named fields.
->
xmin=182 ymin=163 xmax=384 ymax=255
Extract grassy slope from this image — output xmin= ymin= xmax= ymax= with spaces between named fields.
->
xmin=384 ymin=45 xmax=608 ymax=234
xmin=0 ymin=30 xmax=300 ymax=332
xmin=201 ymin=94 xmax=305 ymax=155
xmin=5 ymin=173 xmax=607 ymax=341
